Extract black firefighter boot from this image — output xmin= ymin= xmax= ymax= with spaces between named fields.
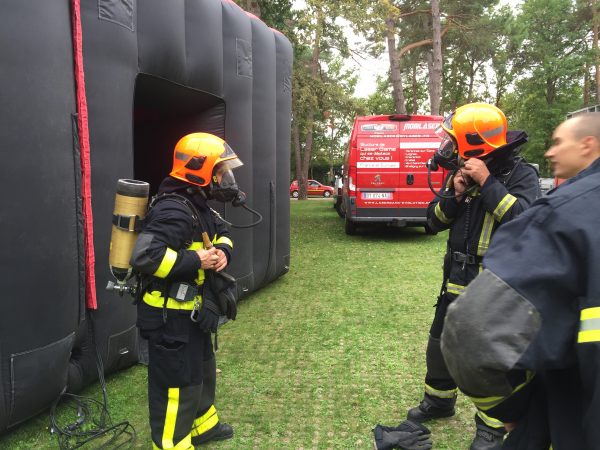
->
xmin=406 ymin=393 xmax=456 ymax=423
xmin=192 ymin=422 xmax=234 ymax=446
xmin=469 ymin=416 xmax=505 ymax=450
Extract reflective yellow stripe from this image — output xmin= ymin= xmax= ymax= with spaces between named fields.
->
xmin=143 ymin=291 xmax=200 ymax=311
xmin=188 ymin=241 xmax=202 ymax=251
xmin=493 ymin=194 xmax=517 ymax=221
xmin=581 ymin=307 xmax=600 ymax=320
xmin=476 ymin=410 xmax=504 ymax=429
xmin=579 ymin=330 xmax=600 ymax=343
xmin=213 ymin=235 xmax=233 ymax=249
xmin=153 ymin=434 xmax=193 ymax=450
xmin=185 ymin=241 xmax=206 ymax=285
xmin=447 ymin=283 xmax=465 ymax=295
xmin=579 ymin=307 xmax=600 ymax=343
xmin=191 ymin=405 xmax=219 ymax=437
xmin=469 ymin=371 xmax=535 ymax=411
xmin=434 ymin=203 xmax=452 ymax=224
xmin=425 ymin=384 xmax=457 ymax=399
xmin=477 ymin=212 xmax=495 ymax=256
xmin=162 ymin=388 xmax=180 ymax=449
xmin=154 ymin=248 xmax=178 ymax=278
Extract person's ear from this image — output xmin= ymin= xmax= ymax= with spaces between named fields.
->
xmin=580 ymin=136 xmax=599 ymax=156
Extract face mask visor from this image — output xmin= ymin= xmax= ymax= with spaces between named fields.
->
xmin=435 ymin=127 xmax=457 ymax=160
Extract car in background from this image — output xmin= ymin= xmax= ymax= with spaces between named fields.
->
xmin=290 ymin=180 xmax=335 ymax=198
xmin=539 ymin=177 xmax=555 ymax=195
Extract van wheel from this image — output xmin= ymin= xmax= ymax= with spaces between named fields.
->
xmin=345 ymin=216 xmax=356 ymax=235
xmin=291 ymin=190 xmax=299 ymax=198
xmin=323 ymin=191 xmax=331 ymax=198
xmin=424 ymin=224 xmax=437 ymax=235
xmin=335 ymin=201 xmax=345 ymax=218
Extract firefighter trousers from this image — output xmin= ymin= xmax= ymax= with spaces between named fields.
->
xmin=144 ymin=315 xmax=219 ymax=450
xmin=423 ymin=293 xmax=505 ymax=430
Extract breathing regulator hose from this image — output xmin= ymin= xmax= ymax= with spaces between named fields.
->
xmin=427 ymin=159 xmax=479 ymax=201
xmin=210 ymin=203 xmax=263 ymax=229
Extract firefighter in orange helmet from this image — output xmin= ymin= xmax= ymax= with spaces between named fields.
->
xmin=131 ymin=132 xmax=243 ymax=449
xmin=404 ymin=104 xmax=540 ymax=450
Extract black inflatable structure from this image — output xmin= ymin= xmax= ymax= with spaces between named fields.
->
xmin=0 ymin=0 xmax=292 ymax=433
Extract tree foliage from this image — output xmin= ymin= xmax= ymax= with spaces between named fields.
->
xmin=234 ymin=0 xmax=599 ymax=178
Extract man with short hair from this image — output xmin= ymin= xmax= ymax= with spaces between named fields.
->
xmin=441 ymin=112 xmax=600 ymax=449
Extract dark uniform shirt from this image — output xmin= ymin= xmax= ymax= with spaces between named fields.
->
xmin=427 ymin=143 xmax=540 ymax=296
xmin=442 ymin=157 xmax=600 ymax=449
xmin=131 ymin=177 xmax=233 ymax=330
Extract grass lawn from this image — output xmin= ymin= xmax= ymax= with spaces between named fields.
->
xmin=0 ymin=199 xmax=476 ymax=449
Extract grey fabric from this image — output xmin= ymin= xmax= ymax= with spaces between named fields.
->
xmin=441 ymin=269 xmax=541 ymax=397
xmin=98 ymin=0 xmax=135 ymax=31
xmin=129 ymin=232 xmax=159 ymax=273
xmin=236 ymin=38 xmax=253 ymax=78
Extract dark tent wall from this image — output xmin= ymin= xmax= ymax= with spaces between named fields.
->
xmin=274 ymin=33 xmax=293 ymax=280
xmin=221 ymin=0 xmax=255 ymax=298
xmin=0 ymin=1 xmax=80 ymax=429
xmin=0 ymin=0 xmax=291 ymax=434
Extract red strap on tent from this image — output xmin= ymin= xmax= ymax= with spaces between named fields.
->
xmin=71 ymin=0 xmax=97 ymax=309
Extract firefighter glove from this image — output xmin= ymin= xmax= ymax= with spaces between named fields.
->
xmin=373 ymin=420 xmax=432 ymax=450
xmin=195 ymin=298 xmax=220 ymax=333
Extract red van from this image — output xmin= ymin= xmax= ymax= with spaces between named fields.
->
xmin=342 ymin=114 xmax=445 ymax=235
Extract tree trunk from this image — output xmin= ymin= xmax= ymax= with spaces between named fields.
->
xmin=298 ymin=11 xmax=324 ymax=200
xmin=386 ymin=15 xmax=407 ymax=114
xmin=412 ymin=63 xmax=418 ymax=114
xmin=584 ymin=60 xmax=591 ymax=106
xmin=467 ymin=57 xmax=476 ymax=103
xmin=427 ymin=51 xmax=434 ymax=110
xmin=293 ymin=117 xmax=302 ymax=192
xmin=245 ymin=0 xmax=261 ymax=16
xmin=593 ymin=0 xmax=600 ymax=103
xmin=430 ymin=0 xmax=442 ymax=115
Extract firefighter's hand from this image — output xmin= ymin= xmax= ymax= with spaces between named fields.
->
xmin=196 ymin=247 xmax=219 ymax=269
xmin=453 ymin=171 xmax=469 ymax=199
xmin=461 ymin=157 xmax=490 ymax=186
xmin=214 ymin=249 xmax=228 ymax=272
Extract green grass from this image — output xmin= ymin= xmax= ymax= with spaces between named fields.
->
xmin=0 ymin=199 xmax=476 ymax=449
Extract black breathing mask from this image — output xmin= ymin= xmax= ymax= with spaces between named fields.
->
xmin=210 ymin=169 xmax=241 ymax=203
xmin=206 ymin=168 xmax=263 ymax=228
xmin=428 ymin=128 xmax=460 ymax=172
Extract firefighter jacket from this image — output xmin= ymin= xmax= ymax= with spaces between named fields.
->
xmin=426 ymin=132 xmax=540 ymax=297
xmin=131 ymin=177 xmax=233 ymax=329
xmin=441 ymin=157 xmax=600 ymax=449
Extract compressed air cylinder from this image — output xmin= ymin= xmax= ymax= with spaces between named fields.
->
xmin=109 ymin=179 xmax=150 ymax=283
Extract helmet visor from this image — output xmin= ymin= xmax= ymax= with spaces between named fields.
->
xmin=216 ymin=169 xmax=238 ymax=189
xmin=441 ymin=111 xmax=455 ymax=131
xmin=215 ymin=157 xmax=244 ymax=175
xmin=435 ymin=127 xmax=457 ymax=160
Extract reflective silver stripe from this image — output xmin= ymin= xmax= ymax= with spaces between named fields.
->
xmin=580 ymin=318 xmax=600 ymax=332
xmin=493 ymin=194 xmax=517 ymax=221
xmin=425 ymin=384 xmax=457 ymax=399
xmin=175 ymin=151 xmax=189 ymax=161
xmin=447 ymin=283 xmax=465 ymax=295
xmin=477 ymin=213 xmax=495 ymax=256
xmin=434 ymin=203 xmax=452 ymax=224
xmin=579 ymin=308 xmax=600 ymax=343
xmin=480 ymin=125 xmax=504 ymax=139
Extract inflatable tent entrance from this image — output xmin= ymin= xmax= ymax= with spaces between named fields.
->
xmin=0 ymin=0 xmax=292 ymax=434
